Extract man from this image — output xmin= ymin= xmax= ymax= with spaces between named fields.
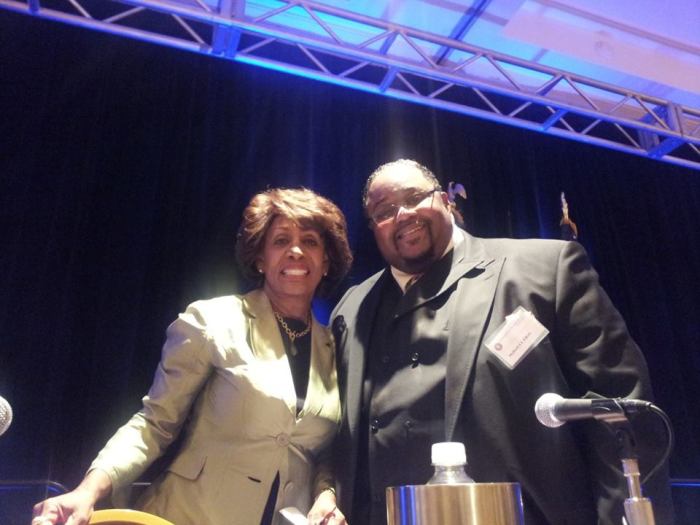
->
xmin=330 ymin=159 xmax=672 ymax=524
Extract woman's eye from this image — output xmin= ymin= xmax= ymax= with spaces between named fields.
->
xmin=303 ymin=237 xmax=319 ymax=246
xmin=273 ymin=237 xmax=288 ymax=246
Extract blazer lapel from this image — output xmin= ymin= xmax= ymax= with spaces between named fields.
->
xmin=242 ymin=289 xmax=298 ymax=415
xmin=443 ymin=234 xmax=504 ymax=440
xmin=342 ymin=272 xmax=386 ymax=436
xmin=301 ymin=315 xmax=337 ymax=419
xmin=397 ymin=231 xmax=492 ymax=317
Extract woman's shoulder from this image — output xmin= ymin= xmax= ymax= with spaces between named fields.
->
xmin=182 ymin=294 xmax=246 ymax=325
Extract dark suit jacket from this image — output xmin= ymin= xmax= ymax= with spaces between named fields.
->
xmin=331 ymin=229 xmax=672 ymax=525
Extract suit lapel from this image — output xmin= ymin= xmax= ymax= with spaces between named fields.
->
xmin=242 ymin=289 xmax=297 ymax=415
xmin=443 ymin=234 xmax=504 ymax=440
xmin=301 ymin=315 xmax=336 ymax=418
xmin=396 ymin=231 xmax=493 ymax=317
xmin=341 ymin=272 xmax=385 ymax=436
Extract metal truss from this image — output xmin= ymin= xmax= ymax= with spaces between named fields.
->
xmin=3 ymin=0 xmax=700 ymax=171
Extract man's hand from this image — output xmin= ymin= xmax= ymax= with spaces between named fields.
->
xmin=307 ymin=488 xmax=347 ymax=525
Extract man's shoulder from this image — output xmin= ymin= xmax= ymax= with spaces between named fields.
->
xmin=475 ymin=235 xmax=573 ymax=260
xmin=333 ymin=269 xmax=385 ymax=315
xmin=468 ymin=237 xmax=595 ymax=287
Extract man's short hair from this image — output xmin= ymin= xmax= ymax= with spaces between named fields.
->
xmin=362 ymin=159 xmax=443 ymax=211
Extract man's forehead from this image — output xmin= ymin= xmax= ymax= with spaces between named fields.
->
xmin=368 ymin=166 xmax=431 ymax=198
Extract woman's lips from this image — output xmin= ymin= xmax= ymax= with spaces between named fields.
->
xmin=282 ymin=268 xmax=309 ymax=276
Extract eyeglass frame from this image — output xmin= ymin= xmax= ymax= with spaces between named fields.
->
xmin=367 ymin=188 xmax=441 ymax=227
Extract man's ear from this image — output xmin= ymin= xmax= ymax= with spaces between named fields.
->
xmin=439 ymin=191 xmax=450 ymax=207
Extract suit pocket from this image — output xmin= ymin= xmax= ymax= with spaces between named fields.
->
xmin=213 ymin=466 xmax=268 ymax=525
xmin=167 ymin=451 xmax=206 ymax=480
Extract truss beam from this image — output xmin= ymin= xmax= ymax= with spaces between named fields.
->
xmin=3 ymin=0 xmax=700 ymax=171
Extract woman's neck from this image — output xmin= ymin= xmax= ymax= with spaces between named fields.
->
xmin=263 ymin=287 xmax=312 ymax=321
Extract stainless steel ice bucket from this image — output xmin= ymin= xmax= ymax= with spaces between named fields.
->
xmin=386 ymin=483 xmax=524 ymax=525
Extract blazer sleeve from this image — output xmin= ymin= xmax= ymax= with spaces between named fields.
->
xmin=552 ymin=241 xmax=673 ymax=524
xmin=553 ymin=241 xmax=650 ymax=399
xmin=90 ymin=304 xmax=214 ymax=492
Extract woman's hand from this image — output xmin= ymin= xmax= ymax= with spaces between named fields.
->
xmin=32 ymin=490 xmax=95 ymax=525
xmin=307 ymin=488 xmax=347 ymax=525
xmin=31 ymin=470 xmax=111 ymax=525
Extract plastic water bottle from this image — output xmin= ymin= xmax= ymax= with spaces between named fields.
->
xmin=426 ymin=442 xmax=474 ymax=485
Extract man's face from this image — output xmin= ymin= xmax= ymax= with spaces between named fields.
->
xmin=366 ymin=165 xmax=453 ymax=273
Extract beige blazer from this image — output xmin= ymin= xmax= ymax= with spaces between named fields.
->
xmin=91 ymin=289 xmax=341 ymax=525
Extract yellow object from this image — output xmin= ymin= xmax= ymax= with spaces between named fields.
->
xmin=88 ymin=509 xmax=174 ymax=525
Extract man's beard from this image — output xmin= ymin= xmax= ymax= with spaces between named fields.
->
xmin=400 ymin=243 xmax=437 ymax=273
xmin=403 ymin=254 xmax=434 ymax=273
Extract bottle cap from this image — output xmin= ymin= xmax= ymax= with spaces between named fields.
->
xmin=431 ymin=442 xmax=467 ymax=466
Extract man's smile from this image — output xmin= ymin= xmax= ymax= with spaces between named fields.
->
xmin=396 ymin=221 xmax=427 ymax=243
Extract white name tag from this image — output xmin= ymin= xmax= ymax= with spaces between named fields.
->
xmin=279 ymin=507 xmax=309 ymax=525
xmin=485 ymin=307 xmax=549 ymax=369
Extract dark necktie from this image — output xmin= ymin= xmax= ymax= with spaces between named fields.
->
xmin=405 ymin=274 xmax=422 ymax=293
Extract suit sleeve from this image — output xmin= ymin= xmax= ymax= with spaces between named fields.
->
xmin=553 ymin=241 xmax=650 ymax=399
xmin=552 ymin=241 xmax=673 ymax=524
xmin=89 ymin=305 xmax=213 ymax=493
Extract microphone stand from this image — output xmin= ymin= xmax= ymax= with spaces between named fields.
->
xmin=605 ymin=417 xmax=656 ymax=525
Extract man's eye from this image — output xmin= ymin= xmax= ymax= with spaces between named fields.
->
xmin=406 ymin=193 xmax=424 ymax=206
xmin=375 ymin=207 xmax=394 ymax=220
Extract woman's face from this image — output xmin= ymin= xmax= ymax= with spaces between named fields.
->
xmin=258 ymin=216 xmax=329 ymax=306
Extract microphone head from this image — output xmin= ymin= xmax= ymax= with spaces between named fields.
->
xmin=0 ymin=396 xmax=12 ymax=436
xmin=535 ymin=392 xmax=565 ymax=428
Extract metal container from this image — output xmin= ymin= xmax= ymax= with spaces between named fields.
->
xmin=386 ymin=483 xmax=524 ymax=525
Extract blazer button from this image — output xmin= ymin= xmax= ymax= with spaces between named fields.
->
xmin=333 ymin=316 xmax=346 ymax=332
xmin=370 ymin=418 xmax=380 ymax=433
xmin=275 ymin=433 xmax=290 ymax=447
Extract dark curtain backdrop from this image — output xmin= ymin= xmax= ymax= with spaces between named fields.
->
xmin=1 ymin=9 xmax=699 ymax=519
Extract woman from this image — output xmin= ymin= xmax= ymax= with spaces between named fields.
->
xmin=32 ymin=188 xmax=351 ymax=525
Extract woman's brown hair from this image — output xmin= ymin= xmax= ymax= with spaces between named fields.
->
xmin=236 ymin=188 xmax=352 ymax=297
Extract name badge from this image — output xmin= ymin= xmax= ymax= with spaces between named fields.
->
xmin=279 ymin=507 xmax=309 ymax=525
xmin=485 ymin=306 xmax=549 ymax=369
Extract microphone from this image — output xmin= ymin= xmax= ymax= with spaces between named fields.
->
xmin=535 ymin=393 xmax=652 ymax=428
xmin=0 ymin=396 xmax=12 ymax=436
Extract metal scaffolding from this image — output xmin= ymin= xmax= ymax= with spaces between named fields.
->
xmin=3 ymin=0 xmax=700 ymax=171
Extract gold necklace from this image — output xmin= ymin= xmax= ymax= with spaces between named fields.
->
xmin=273 ymin=310 xmax=311 ymax=343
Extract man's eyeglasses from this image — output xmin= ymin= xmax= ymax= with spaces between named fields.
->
xmin=369 ymin=188 xmax=439 ymax=226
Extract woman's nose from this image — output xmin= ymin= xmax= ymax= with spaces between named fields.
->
xmin=288 ymin=245 xmax=304 ymax=257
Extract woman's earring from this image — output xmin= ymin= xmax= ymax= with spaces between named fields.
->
xmin=257 ymin=267 xmax=264 ymax=274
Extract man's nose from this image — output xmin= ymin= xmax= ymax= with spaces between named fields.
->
xmin=396 ymin=205 xmax=416 ymax=221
